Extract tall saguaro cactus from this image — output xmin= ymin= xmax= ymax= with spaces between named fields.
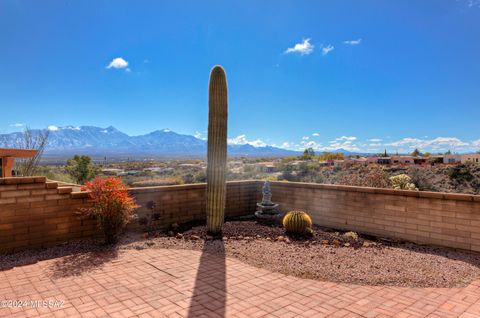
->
xmin=206 ymin=65 xmax=228 ymax=235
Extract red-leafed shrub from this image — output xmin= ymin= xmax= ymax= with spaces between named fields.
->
xmin=81 ymin=177 xmax=139 ymax=244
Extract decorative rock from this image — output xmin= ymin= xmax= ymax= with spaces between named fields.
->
xmin=321 ymin=240 xmax=329 ymax=245
xmin=175 ymin=233 xmax=184 ymax=239
xmin=343 ymin=231 xmax=359 ymax=241
xmin=168 ymin=231 xmax=174 ymax=237
xmin=332 ymin=239 xmax=341 ymax=247
xmin=191 ymin=235 xmax=200 ymax=240
xmin=344 ymin=243 xmax=351 ymax=247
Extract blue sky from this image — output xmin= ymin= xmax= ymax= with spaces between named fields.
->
xmin=1 ymin=0 xmax=480 ymax=153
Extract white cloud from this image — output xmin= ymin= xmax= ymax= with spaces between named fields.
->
xmin=47 ymin=125 xmax=59 ymax=131
xmin=228 ymin=135 xmax=266 ymax=147
xmin=472 ymin=139 xmax=480 ymax=147
xmin=281 ymin=142 xmax=292 ymax=149
xmin=9 ymin=123 xmax=24 ymax=128
xmin=312 ymin=133 xmax=320 ymax=137
xmin=335 ymin=136 xmax=357 ymax=141
xmin=343 ymin=38 xmax=362 ymax=46
xmin=385 ymin=137 xmax=469 ymax=150
xmin=322 ymin=44 xmax=334 ymax=56
xmin=301 ymin=140 xmax=320 ymax=149
xmin=302 ymin=136 xmax=310 ymax=140
xmin=368 ymin=138 xmax=382 ymax=142
xmin=285 ymin=38 xmax=314 ymax=55
xmin=106 ymin=57 xmax=129 ymax=70
xmin=467 ymin=0 xmax=480 ymax=8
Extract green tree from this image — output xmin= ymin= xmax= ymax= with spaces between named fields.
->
xmin=445 ymin=150 xmax=452 ymax=155
xmin=301 ymin=148 xmax=315 ymax=160
xmin=66 ymin=155 xmax=99 ymax=184
xmin=411 ymin=148 xmax=422 ymax=157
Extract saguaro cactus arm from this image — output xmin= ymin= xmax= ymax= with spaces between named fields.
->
xmin=206 ymin=65 xmax=228 ymax=235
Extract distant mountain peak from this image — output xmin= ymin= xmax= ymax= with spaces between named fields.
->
xmin=0 ymin=125 xmax=300 ymax=158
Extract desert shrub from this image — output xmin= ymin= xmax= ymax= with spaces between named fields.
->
xmin=390 ymin=174 xmax=418 ymax=190
xmin=283 ymin=210 xmax=312 ymax=234
xmin=130 ymin=177 xmax=183 ymax=187
xmin=407 ymin=167 xmax=435 ymax=191
xmin=340 ymin=165 xmax=390 ymax=188
xmin=448 ymin=164 xmax=474 ymax=183
xmin=81 ymin=177 xmax=138 ymax=244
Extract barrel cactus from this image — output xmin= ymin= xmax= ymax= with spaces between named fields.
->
xmin=206 ymin=65 xmax=228 ymax=235
xmin=283 ymin=210 xmax=313 ymax=234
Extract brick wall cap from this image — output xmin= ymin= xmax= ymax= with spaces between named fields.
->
xmin=128 ymin=180 xmax=258 ymax=194
xmin=419 ymin=191 xmax=445 ymax=199
xmin=267 ymin=181 xmax=480 ymax=202
xmin=442 ymin=193 xmax=474 ymax=201
xmin=70 ymin=192 xmax=90 ymax=199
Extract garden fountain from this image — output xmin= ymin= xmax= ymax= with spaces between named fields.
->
xmin=255 ymin=181 xmax=281 ymax=224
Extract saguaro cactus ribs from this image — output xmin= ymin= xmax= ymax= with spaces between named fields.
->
xmin=206 ymin=65 xmax=228 ymax=235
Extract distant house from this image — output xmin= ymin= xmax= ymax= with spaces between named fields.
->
xmin=461 ymin=154 xmax=480 ymax=164
xmin=443 ymin=154 xmax=462 ymax=164
xmin=255 ymin=162 xmax=277 ymax=173
xmin=391 ymin=156 xmax=414 ymax=165
xmin=377 ymin=157 xmax=391 ymax=165
xmin=318 ymin=160 xmax=334 ymax=167
xmin=413 ymin=157 xmax=428 ymax=165
xmin=345 ymin=157 xmax=368 ymax=165
xmin=143 ymin=167 xmax=173 ymax=173
xmin=101 ymin=168 xmax=124 ymax=176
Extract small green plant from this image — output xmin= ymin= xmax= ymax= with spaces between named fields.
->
xmin=283 ymin=210 xmax=313 ymax=234
xmin=390 ymin=174 xmax=418 ymax=190
xmin=81 ymin=177 xmax=139 ymax=244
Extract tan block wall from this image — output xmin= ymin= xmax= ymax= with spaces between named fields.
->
xmin=129 ymin=180 xmax=261 ymax=230
xmin=0 ymin=178 xmax=260 ymax=253
xmin=269 ymin=181 xmax=480 ymax=252
xmin=2 ymin=178 xmax=480 ymax=253
xmin=0 ymin=177 xmax=96 ymax=253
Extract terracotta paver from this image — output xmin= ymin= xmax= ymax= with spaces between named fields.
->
xmin=0 ymin=248 xmax=479 ymax=317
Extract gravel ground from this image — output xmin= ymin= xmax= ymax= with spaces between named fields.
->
xmin=1 ymin=221 xmax=479 ymax=288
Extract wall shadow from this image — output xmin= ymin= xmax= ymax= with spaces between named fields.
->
xmin=187 ymin=239 xmax=226 ymax=318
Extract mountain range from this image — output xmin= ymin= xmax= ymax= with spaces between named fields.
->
xmin=0 ymin=126 xmax=303 ymax=158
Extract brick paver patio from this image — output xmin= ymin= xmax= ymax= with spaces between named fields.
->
xmin=1 ymin=248 xmax=479 ymax=317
